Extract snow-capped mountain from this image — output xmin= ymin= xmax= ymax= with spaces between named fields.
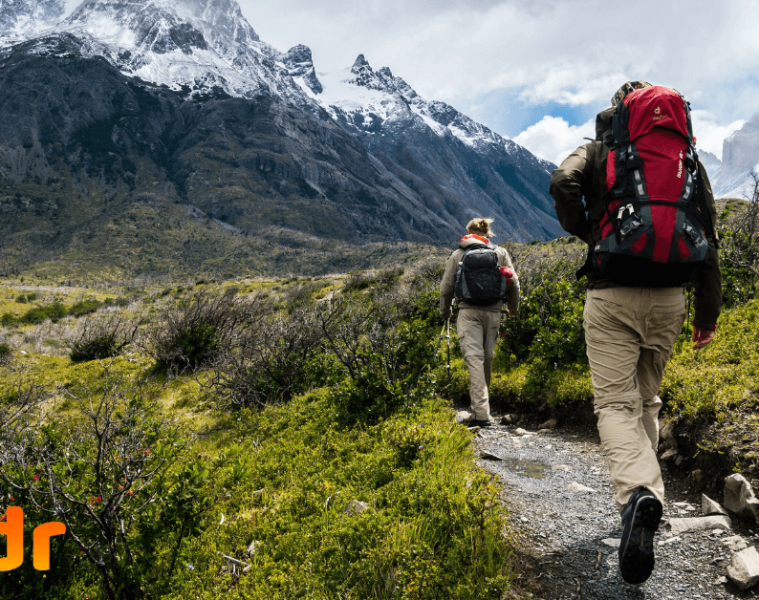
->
xmin=308 ymin=54 xmax=562 ymax=239
xmin=0 ymin=0 xmax=564 ymax=278
xmin=47 ymin=0 xmax=317 ymax=106
xmin=709 ymin=112 xmax=759 ymax=199
xmin=0 ymin=0 xmax=65 ymax=41
xmin=315 ymin=54 xmax=522 ymax=153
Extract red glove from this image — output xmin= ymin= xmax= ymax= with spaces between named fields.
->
xmin=692 ymin=324 xmax=716 ymax=351
xmin=499 ymin=267 xmax=515 ymax=285
xmin=499 ymin=267 xmax=515 ymax=315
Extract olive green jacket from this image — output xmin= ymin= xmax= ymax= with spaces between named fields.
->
xmin=549 ymin=107 xmax=722 ymax=328
xmin=440 ymin=238 xmax=520 ymax=318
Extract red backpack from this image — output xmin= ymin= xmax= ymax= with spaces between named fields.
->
xmin=590 ymin=86 xmax=717 ymax=286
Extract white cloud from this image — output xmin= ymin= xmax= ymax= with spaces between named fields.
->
xmin=513 ymin=116 xmax=594 ymax=167
xmin=237 ymin=0 xmax=759 ymax=125
xmin=690 ymin=110 xmax=745 ymax=161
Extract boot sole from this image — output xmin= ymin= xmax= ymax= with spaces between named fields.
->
xmin=619 ymin=495 xmax=662 ymax=584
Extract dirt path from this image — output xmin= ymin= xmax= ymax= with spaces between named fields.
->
xmin=473 ymin=422 xmax=759 ymax=600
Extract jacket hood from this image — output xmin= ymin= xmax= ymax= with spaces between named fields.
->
xmin=595 ymin=106 xmax=615 ymax=141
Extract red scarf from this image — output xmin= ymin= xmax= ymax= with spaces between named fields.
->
xmin=460 ymin=234 xmax=491 ymax=245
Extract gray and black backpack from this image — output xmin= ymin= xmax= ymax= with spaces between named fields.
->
xmin=454 ymin=246 xmax=508 ymax=306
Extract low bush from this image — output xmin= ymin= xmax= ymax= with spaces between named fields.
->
xmin=499 ymin=244 xmax=586 ymax=369
xmin=2 ymin=302 xmax=71 ymax=327
xmin=317 ymin=288 xmax=440 ymax=424
xmin=146 ymin=288 xmax=246 ymax=373
xmin=211 ymin=298 xmax=324 ymax=407
xmin=719 ymin=188 xmax=759 ymax=307
xmin=0 ymin=341 xmax=11 ymax=365
xmin=68 ymin=315 xmax=141 ymax=362
xmin=0 ymin=369 xmax=214 ymax=600
xmin=68 ymin=299 xmax=104 ymax=318
xmin=21 ymin=301 xmax=68 ymax=325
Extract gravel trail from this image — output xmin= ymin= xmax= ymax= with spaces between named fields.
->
xmin=473 ymin=422 xmax=759 ymax=600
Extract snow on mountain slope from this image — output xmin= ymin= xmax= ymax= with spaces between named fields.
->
xmin=47 ymin=0 xmax=317 ymax=105
xmin=311 ymin=54 xmax=531 ymax=162
xmin=8 ymin=0 xmax=544 ymax=166
xmin=0 ymin=0 xmax=563 ymax=242
xmin=710 ymin=112 xmax=759 ymax=199
xmin=0 ymin=0 xmax=65 ymax=42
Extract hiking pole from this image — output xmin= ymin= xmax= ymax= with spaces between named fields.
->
xmin=432 ymin=322 xmax=447 ymax=358
xmin=446 ymin=317 xmax=451 ymax=400
xmin=684 ymin=287 xmax=693 ymax=342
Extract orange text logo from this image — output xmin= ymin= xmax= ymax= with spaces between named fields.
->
xmin=0 ymin=507 xmax=66 ymax=571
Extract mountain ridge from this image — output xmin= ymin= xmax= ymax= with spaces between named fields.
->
xmin=0 ymin=0 xmax=564 ymax=278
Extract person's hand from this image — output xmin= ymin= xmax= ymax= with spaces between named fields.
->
xmin=692 ymin=325 xmax=716 ymax=351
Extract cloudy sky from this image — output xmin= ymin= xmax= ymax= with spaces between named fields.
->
xmin=229 ymin=0 xmax=754 ymax=166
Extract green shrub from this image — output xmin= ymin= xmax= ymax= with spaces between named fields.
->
xmin=176 ymin=323 xmax=219 ymax=367
xmin=15 ymin=294 xmax=27 ymax=303
xmin=69 ymin=316 xmax=140 ymax=362
xmin=0 ymin=371 xmax=212 ymax=600
xmin=318 ymin=292 xmax=439 ymax=424
xmin=500 ymin=251 xmax=586 ymax=368
xmin=718 ymin=192 xmax=759 ymax=307
xmin=20 ymin=301 xmax=67 ymax=324
xmin=0 ymin=342 xmax=11 ymax=365
xmin=212 ymin=299 xmax=324 ymax=408
xmin=68 ymin=299 xmax=103 ymax=317
xmin=146 ymin=288 xmax=245 ymax=373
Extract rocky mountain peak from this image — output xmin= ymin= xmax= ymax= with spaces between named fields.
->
xmin=346 ymin=54 xmax=417 ymax=101
xmin=44 ymin=0 xmax=317 ymax=103
xmin=62 ymin=0 xmax=250 ymax=56
xmin=282 ymin=43 xmax=322 ymax=94
xmin=712 ymin=111 xmax=759 ymax=197
xmin=0 ymin=0 xmax=65 ymax=40
xmin=351 ymin=53 xmax=370 ymax=72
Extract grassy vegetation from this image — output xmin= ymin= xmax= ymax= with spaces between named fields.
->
xmin=0 ymin=268 xmax=513 ymax=600
xmin=1 ymin=194 xmax=756 ymax=598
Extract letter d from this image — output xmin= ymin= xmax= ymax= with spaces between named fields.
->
xmin=0 ymin=507 xmax=24 ymax=571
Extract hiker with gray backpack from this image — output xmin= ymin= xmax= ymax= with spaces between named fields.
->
xmin=439 ymin=218 xmax=520 ymax=428
xmin=550 ymin=81 xmax=722 ymax=585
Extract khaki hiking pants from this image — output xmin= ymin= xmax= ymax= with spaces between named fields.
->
xmin=584 ymin=287 xmax=687 ymax=512
xmin=457 ymin=308 xmax=501 ymax=421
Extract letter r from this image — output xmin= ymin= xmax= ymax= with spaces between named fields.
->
xmin=33 ymin=522 xmax=66 ymax=571
xmin=0 ymin=507 xmax=24 ymax=571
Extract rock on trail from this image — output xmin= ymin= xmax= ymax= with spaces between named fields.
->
xmin=473 ymin=421 xmax=759 ymax=599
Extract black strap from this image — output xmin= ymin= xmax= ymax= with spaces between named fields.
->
xmin=576 ymin=250 xmax=595 ymax=281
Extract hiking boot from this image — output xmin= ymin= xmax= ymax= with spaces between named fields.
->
xmin=619 ymin=488 xmax=662 ymax=584
xmin=470 ymin=419 xmax=493 ymax=428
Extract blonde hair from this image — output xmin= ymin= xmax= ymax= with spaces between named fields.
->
xmin=466 ymin=217 xmax=495 ymax=238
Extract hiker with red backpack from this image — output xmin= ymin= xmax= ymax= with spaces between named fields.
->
xmin=550 ymin=81 xmax=722 ymax=585
xmin=440 ymin=218 xmax=520 ymax=428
